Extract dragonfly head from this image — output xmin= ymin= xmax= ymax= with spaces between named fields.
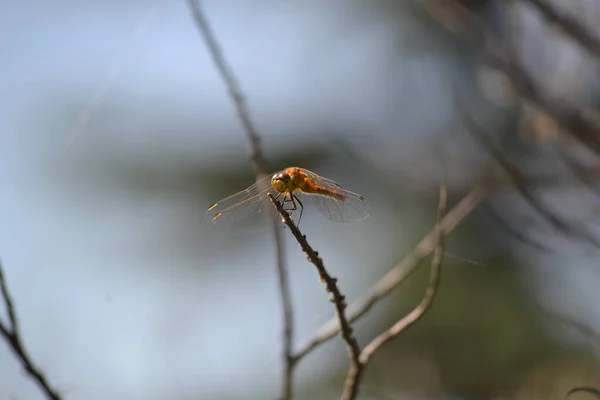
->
xmin=271 ymin=172 xmax=293 ymax=193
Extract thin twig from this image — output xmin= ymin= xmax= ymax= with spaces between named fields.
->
xmin=186 ymin=2 xmax=294 ymax=398
xmin=187 ymin=0 xmax=266 ymax=175
xmin=0 ymin=263 xmax=18 ymax=333
xmin=366 ymin=184 xmax=447 ymax=354
xmin=0 ymin=260 xmax=62 ymax=400
xmin=293 ymin=183 xmax=486 ymax=361
xmin=342 ymin=180 xmax=447 ymax=399
xmin=267 ymin=194 xmax=362 ymax=400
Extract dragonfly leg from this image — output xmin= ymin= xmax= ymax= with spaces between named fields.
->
xmin=276 ymin=193 xmax=303 ymax=227
xmin=284 ymin=193 xmax=298 ymax=223
xmin=281 ymin=194 xmax=293 ymax=211
xmin=276 ymin=192 xmax=293 ymax=210
xmin=293 ymin=194 xmax=304 ymax=228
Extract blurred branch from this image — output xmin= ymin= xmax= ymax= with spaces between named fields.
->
xmin=186 ymin=2 xmax=294 ymax=399
xmin=480 ymin=202 xmax=550 ymax=251
xmin=187 ymin=0 xmax=267 ymax=176
xmin=490 ymin=55 xmax=600 ymax=154
xmin=565 ymin=386 xmax=600 ymax=400
xmin=542 ymin=308 xmax=600 ymax=353
xmin=331 ymin=134 xmax=600 ymax=195
xmin=557 ymin=146 xmax=600 ymax=198
xmin=294 ymin=182 xmax=486 ymax=360
xmin=457 ymin=95 xmax=600 ymax=248
xmin=522 ymin=0 xmax=600 ymax=59
xmin=424 ymin=0 xmax=600 ymax=155
xmin=268 ymin=194 xmax=362 ymax=400
xmin=0 ymin=260 xmax=62 ymax=400
xmin=342 ymin=181 xmax=447 ymax=400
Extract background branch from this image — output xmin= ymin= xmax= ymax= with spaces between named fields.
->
xmin=479 ymin=202 xmax=550 ymax=251
xmin=342 ymin=180 xmax=447 ymax=399
xmin=267 ymin=194 xmax=363 ymax=400
xmin=0 ymin=260 xmax=62 ymax=400
xmin=521 ymin=0 xmax=600 ymax=58
xmin=294 ymin=183 xmax=486 ymax=360
xmin=186 ymin=2 xmax=294 ymax=398
xmin=565 ymin=386 xmax=600 ymax=400
xmin=456 ymin=95 xmax=600 ymax=248
xmin=187 ymin=0 xmax=266 ymax=176
xmin=425 ymin=0 xmax=600 ymax=155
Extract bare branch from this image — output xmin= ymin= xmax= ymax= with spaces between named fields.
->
xmin=294 ymin=183 xmax=486 ymax=360
xmin=342 ymin=180 xmax=447 ymax=399
xmin=187 ymin=0 xmax=267 ymax=176
xmin=0 ymin=262 xmax=18 ymax=333
xmin=186 ymin=2 xmax=294 ymax=398
xmin=267 ymin=194 xmax=362 ymax=400
xmin=0 ymin=260 xmax=62 ymax=400
xmin=521 ymin=0 xmax=600 ymax=59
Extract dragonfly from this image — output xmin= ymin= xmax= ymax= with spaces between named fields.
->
xmin=206 ymin=167 xmax=369 ymax=231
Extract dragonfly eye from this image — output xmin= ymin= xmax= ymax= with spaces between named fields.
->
xmin=271 ymin=173 xmax=291 ymax=193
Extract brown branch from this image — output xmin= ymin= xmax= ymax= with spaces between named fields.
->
xmin=522 ymin=0 xmax=600 ymax=59
xmin=293 ymin=183 xmax=486 ymax=361
xmin=186 ymin=2 xmax=294 ymax=398
xmin=187 ymin=0 xmax=267 ymax=176
xmin=267 ymin=194 xmax=362 ymax=400
xmin=342 ymin=180 xmax=447 ymax=399
xmin=0 ymin=260 xmax=62 ymax=400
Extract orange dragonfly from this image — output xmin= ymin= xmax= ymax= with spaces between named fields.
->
xmin=206 ymin=167 xmax=369 ymax=231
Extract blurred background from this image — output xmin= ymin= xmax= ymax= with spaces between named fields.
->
xmin=1 ymin=0 xmax=600 ymax=399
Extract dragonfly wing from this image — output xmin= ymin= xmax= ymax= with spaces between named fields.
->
xmin=206 ymin=194 xmax=273 ymax=234
xmin=309 ymin=191 xmax=370 ymax=222
xmin=205 ymin=175 xmax=279 ymax=233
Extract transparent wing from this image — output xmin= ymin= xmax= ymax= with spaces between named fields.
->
xmin=297 ymin=168 xmax=369 ymax=222
xmin=308 ymin=190 xmax=370 ymax=222
xmin=205 ymin=175 xmax=278 ymax=231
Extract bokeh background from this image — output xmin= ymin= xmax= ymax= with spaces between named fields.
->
xmin=1 ymin=0 xmax=600 ymax=399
